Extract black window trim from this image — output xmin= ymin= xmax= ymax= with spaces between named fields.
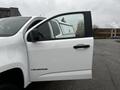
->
xmin=84 ymin=12 xmax=93 ymax=37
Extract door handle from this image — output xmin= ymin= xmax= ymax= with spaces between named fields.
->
xmin=73 ymin=44 xmax=90 ymax=49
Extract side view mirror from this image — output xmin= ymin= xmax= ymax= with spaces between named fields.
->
xmin=28 ymin=30 xmax=44 ymax=42
xmin=27 ymin=30 xmax=38 ymax=42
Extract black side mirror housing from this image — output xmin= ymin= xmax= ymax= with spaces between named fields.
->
xmin=28 ymin=30 xmax=45 ymax=42
xmin=30 ymin=30 xmax=39 ymax=42
xmin=27 ymin=30 xmax=40 ymax=42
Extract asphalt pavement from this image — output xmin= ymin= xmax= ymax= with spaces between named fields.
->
xmin=27 ymin=39 xmax=120 ymax=90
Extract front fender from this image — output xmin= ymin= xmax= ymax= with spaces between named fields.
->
xmin=0 ymin=61 xmax=30 ymax=87
xmin=0 ymin=35 xmax=30 ymax=87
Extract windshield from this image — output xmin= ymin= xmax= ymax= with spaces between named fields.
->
xmin=0 ymin=17 xmax=31 ymax=36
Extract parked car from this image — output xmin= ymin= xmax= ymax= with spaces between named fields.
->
xmin=0 ymin=11 xmax=93 ymax=90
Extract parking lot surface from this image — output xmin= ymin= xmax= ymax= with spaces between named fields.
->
xmin=27 ymin=39 xmax=120 ymax=90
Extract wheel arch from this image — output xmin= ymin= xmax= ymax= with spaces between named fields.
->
xmin=0 ymin=68 xmax=24 ymax=88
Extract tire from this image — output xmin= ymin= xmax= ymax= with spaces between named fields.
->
xmin=0 ymin=84 xmax=21 ymax=90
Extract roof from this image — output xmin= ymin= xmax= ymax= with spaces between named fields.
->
xmin=0 ymin=7 xmax=21 ymax=17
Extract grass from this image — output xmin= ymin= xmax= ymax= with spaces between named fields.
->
xmin=116 ymin=40 xmax=120 ymax=43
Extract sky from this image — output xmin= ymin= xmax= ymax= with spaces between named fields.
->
xmin=0 ymin=0 xmax=120 ymax=28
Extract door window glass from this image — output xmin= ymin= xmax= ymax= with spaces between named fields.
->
xmin=52 ymin=14 xmax=85 ymax=38
xmin=27 ymin=13 xmax=88 ymax=42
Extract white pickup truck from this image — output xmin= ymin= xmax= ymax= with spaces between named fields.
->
xmin=0 ymin=11 xmax=93 ymax=90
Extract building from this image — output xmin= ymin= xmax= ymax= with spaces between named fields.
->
xmin=94 ymin=28 xmax=120 ymax=39
xmin=0 ymin=7 xmax=21 ymax=18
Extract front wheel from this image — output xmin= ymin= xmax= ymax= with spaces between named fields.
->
xmin=0 ymin=84 xmax=21 ymax=90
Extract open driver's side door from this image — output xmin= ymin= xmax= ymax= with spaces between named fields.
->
xmin=25 ymin=11 xmax=93 ymax=81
